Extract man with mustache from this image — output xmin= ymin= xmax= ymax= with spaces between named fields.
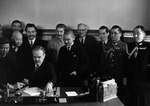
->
xmin=21 ymin=23 xmax=47 ymax=78
xmin=47 ymin=24 xmax=66 ymax=70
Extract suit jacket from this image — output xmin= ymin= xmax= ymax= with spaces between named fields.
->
xmin=57 ymin=43 xmax=89 ymax=86
xmin=29 ymin=61 xmax=56 ymax=89
xmin=97 ymin=41 xmax=112 ymax=77
xmin=0 ymin=52 xmax=18 ymax=85
xmin=21 ymin=37 xmax=47 ymax=77
xmin=74 ymin=35 xmax=98 ymax=75
xmin=10 ymin=44 xmax=26 ymax=81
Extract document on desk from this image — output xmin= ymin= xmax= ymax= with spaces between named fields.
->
xmin=23 ymin=87 xmax=42 ymax=96
xmin=65 ymin=91 xmax=78 ymax=97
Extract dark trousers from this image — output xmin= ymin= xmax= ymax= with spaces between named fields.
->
xmin=136 ymin=84 xmax=150 ymax=106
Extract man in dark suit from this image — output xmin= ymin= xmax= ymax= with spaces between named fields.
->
xmin=0 ymin=37 xmax=24 ymax=90
xmin=10 ymin=31 xmax=25 ymax=81
xmin=57 ymin=30 xmax=89 ymax=87
xmin=75 ymin=23 xmax=98 ymax=77
xmin=97 ymin=26 xmax=111 ymax=77
xmin=28 ymin=46 xmax=56 ymax=91
xmin=21 ymin=23 xmax=47 ymax=78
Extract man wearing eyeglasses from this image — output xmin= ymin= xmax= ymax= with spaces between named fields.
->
xmin=75 ymin=23 xmax=98 ymax=78
xmin=101 ymin=25 xmax=128 ymax=104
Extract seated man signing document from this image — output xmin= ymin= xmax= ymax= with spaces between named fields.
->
xmin=28 ymin=46 xmax=56 ymax=92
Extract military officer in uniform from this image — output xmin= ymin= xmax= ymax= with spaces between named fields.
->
xmin=101 ymin=25 xmax=128 ymax=103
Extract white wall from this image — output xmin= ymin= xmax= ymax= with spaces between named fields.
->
xmin=0 ymin=0 xmax=149 ymax=30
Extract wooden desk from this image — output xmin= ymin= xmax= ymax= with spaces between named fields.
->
xmin=0 ymin=98 xmax=124 ymax=106
xmin=0 ymin=87 xmax=124 ymax=106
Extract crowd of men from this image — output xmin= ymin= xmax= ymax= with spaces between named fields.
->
xmin=0 ymin=20 xmax=150 ymax=106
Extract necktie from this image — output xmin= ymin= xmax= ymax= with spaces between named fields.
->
xmin=35 ymin=64 xmax=39 ymax=71
xmin=33 ymin=64 xmax=39 ymax=79
xmin=30 ymin=40 xmax=33 ymax=47
xmin=81 ymin=38 xmax=84 ymax=44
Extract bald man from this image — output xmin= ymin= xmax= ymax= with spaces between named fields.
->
xmin=11 ymin=31 xmax=23 ymax=52
xmin=10 ymin=31 xmax=26 ymax=82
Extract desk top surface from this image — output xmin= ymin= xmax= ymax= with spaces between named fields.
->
xmin=0 ymin=98 xmax=124 ymax=106
xmin=0 ymin=87 xmax=124 ymax=106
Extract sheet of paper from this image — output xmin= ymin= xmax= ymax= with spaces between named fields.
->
xmin=59 ymin=98 xmax=67 ymax=103
xmin=65 ymin=91 xmax=78 ymax=97
xmin=23 ymin=87 xmax=42 ymax=96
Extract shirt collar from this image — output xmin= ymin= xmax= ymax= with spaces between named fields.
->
xmin=102 ymin=39 xmax=108 ymax=44
xmin=35 ymin=63 xmax=41 ymax=68
xmin=70 ymin=42 xmax=74 ymax=47
xmin=12 ymin=45 xmax=18 ymax=52
xmin=12 ymin=45 xmax=17 ymax=49
xmin=135 ymin=41 xmax=144 ymax=46
xmin=28 ymin=38 xmax=36 ymax=45
xmin=67 ymin=42 xmax=74 ymax=50
xmin=80 ymin=36 xmax=86 ymax=42
xmin=112 ymin=40 xmax=121 ymax=46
